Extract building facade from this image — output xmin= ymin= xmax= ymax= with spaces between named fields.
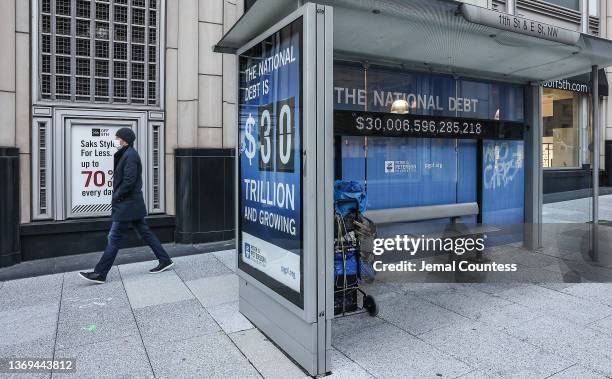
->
xmin=0 ymin=0 xmax=609 ymax=267
xmin=0 ymin=0 xmax=244 ymax=266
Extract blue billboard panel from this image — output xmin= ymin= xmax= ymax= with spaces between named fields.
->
xmin=341 ymin=138 xmax=479 ymax=212
xmin=334 ymin=62 xmax=366 ymax=112
xmin=343 ymin=137 xmax=458 ymax=210
xmin=364 ymin=67 xmax=456 ymax=117
xmin=335 ymin=62 xmax=526 ymax=241
xmin=339 ymin=136 xmax=366 ymax=184
xmin=457 ymin=79 xmax=525 ymax=122
xmin=238 ymin=18 xmax=303 ymax=307
xmin=482 ymin=140 xmax=525 ymax=224
xmin=457 ymin=139 xmax=477 ymax=204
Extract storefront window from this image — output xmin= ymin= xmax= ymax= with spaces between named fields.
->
xmin=544 ymin=0 xmax=579 ymax=11
xmin=540 ymin=0 xmax=598 ymax=18
xmin=542 ymin=88 xmax=581 ymax=168
xmin=589 ymin=0 xmax=599 ymax=16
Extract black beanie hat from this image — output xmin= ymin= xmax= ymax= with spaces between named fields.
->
xmin=115 ymin=128 xmax=136 ymax=145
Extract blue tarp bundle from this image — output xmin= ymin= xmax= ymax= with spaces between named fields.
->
xmin=334 ymin=180 xmax=367 ymax=216
xmin=334 ymin=248 xmax=358 ymax=276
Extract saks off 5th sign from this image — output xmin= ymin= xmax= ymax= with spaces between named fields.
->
xmin=461 ymin=4 xmax=581 ymax=45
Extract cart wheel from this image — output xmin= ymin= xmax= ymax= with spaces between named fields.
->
xmin=363 ymin=295 xmax=378 ymax=317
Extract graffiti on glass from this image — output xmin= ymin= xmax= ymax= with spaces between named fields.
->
xmin=484 ymin=142 xmax=524 ymax=190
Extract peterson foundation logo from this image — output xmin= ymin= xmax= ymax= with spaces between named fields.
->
xmin=385 ymin=160 xmax=416 ymax=174
xmin=244 ymin=242 xmax=267 ymax=267
xmin=384 ymin=161 xmax=395 ymax=173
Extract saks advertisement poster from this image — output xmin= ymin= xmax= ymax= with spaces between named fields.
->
xmin=71 ymin=124 xmax=122 ymax=216
xmin=238 ymin=18 xmax=303 ymax=305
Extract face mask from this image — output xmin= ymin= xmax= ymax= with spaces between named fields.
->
xmin=114 ymin=140 xmax=123 ymax=150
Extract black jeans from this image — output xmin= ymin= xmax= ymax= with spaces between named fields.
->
xmin=95 ymin=218 xmax=171 ymax=276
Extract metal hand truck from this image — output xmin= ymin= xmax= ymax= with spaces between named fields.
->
xmin=334 ymin=198 xmax=378 ymax=317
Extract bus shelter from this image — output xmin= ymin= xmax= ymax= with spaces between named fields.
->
xmin=215 ymin=0 xmax=612 ymax=375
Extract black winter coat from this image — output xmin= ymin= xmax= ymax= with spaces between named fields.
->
xmin=111 ymin=146 xmax=147 ymax=222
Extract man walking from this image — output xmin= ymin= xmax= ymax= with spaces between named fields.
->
xmin=79 ymin=128 xmax=174 ymax=284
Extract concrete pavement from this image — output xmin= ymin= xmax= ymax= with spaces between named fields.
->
xmin=335 ymin=280 xmax=612 ymax=378
xmin=0 ymin=250 xmax=307 ymax=379
xmin=544 ymin=193 xmax=612 ymax=223
xmin=1 ymin=249 xmax=612 ymax=378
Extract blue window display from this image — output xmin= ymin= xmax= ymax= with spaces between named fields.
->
xmin=457 ymin=79 xmax=524 ymax=122
xmin=365 ymin=138 xmax=457 ymax=209
xmin=334 ymin=61 xmax=524 ymax=121
xmin=341 ymin=138 xmax=480 ymax=213
xmin=482 ymin=140 xmax=525 ymax=225
xmin=457 ymin=139 xmax=477 ymax=204
xmin=335 ymin=61 xmax=525 ymax=228
xmin=364 ymin=67 xmax=456 ymax=117
xmin=334 ymin=62 xmax=366 ymax=112
xmin=339 ymin=136 xmax=366 ymax=183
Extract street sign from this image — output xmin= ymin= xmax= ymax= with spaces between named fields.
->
xmin=461 ymin=4 xmax=581 ymax=45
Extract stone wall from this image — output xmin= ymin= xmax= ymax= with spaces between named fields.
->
xmin=165 ymin=0 xmax=243 ymax=216
xmin=0 ymin=0 xmax=30 ymax=224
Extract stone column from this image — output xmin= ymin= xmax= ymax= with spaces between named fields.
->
xmin=165 ymin=0 xmax=179 ymax=216
xmin=16 ymin=0 xmax=30 ymax=224
xmin=0 ymin=0 xmax=16 ymax=148
xmin=222 ymin=0 xmax=243 ymax=149
xmin=0 ymin=148 xmax=20 ymax=267
xmin=0 ymin=0 xmax=21 ymax=267
xmin=198 ymin=0 xmax=223 ymax=147
xmin=177 ymin=0 xmax=199 ymax=148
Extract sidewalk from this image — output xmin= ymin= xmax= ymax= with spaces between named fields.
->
xmin=1 ymin=248 xmax=612 ymax=378
xmin=0 ymin=249 xmax=307 ymax=379
xmin=336 ymin=280 xmax=612 ymax=378
xmin=544 ymin=193 xmax=612 ymax=223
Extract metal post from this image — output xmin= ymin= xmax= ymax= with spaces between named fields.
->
xmin=581 ymin=0 xmax=589 ymax=33
xmin=592 ymin=65 xmax=600 ymax=257
xmin=507 ymin=0 xmax=516 ymax=15
xmin=523 ymin=84 xmax=543 ymax=251
xmin=315 ymin=4 xmax=333 ymax=375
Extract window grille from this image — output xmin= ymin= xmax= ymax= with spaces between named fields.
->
xmin=38 ymin=0 xmax=160 ymax=105
xmin=33 ymin=118 xmax=53 ymax=220
xmin=151 ymin=124 xmax=161 ymax=209
xmin=38 ymin=122 xmax=49 ymax=214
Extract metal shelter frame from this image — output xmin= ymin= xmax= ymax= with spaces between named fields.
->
xmin=217 ymin=0 xmax=612 ymax=375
